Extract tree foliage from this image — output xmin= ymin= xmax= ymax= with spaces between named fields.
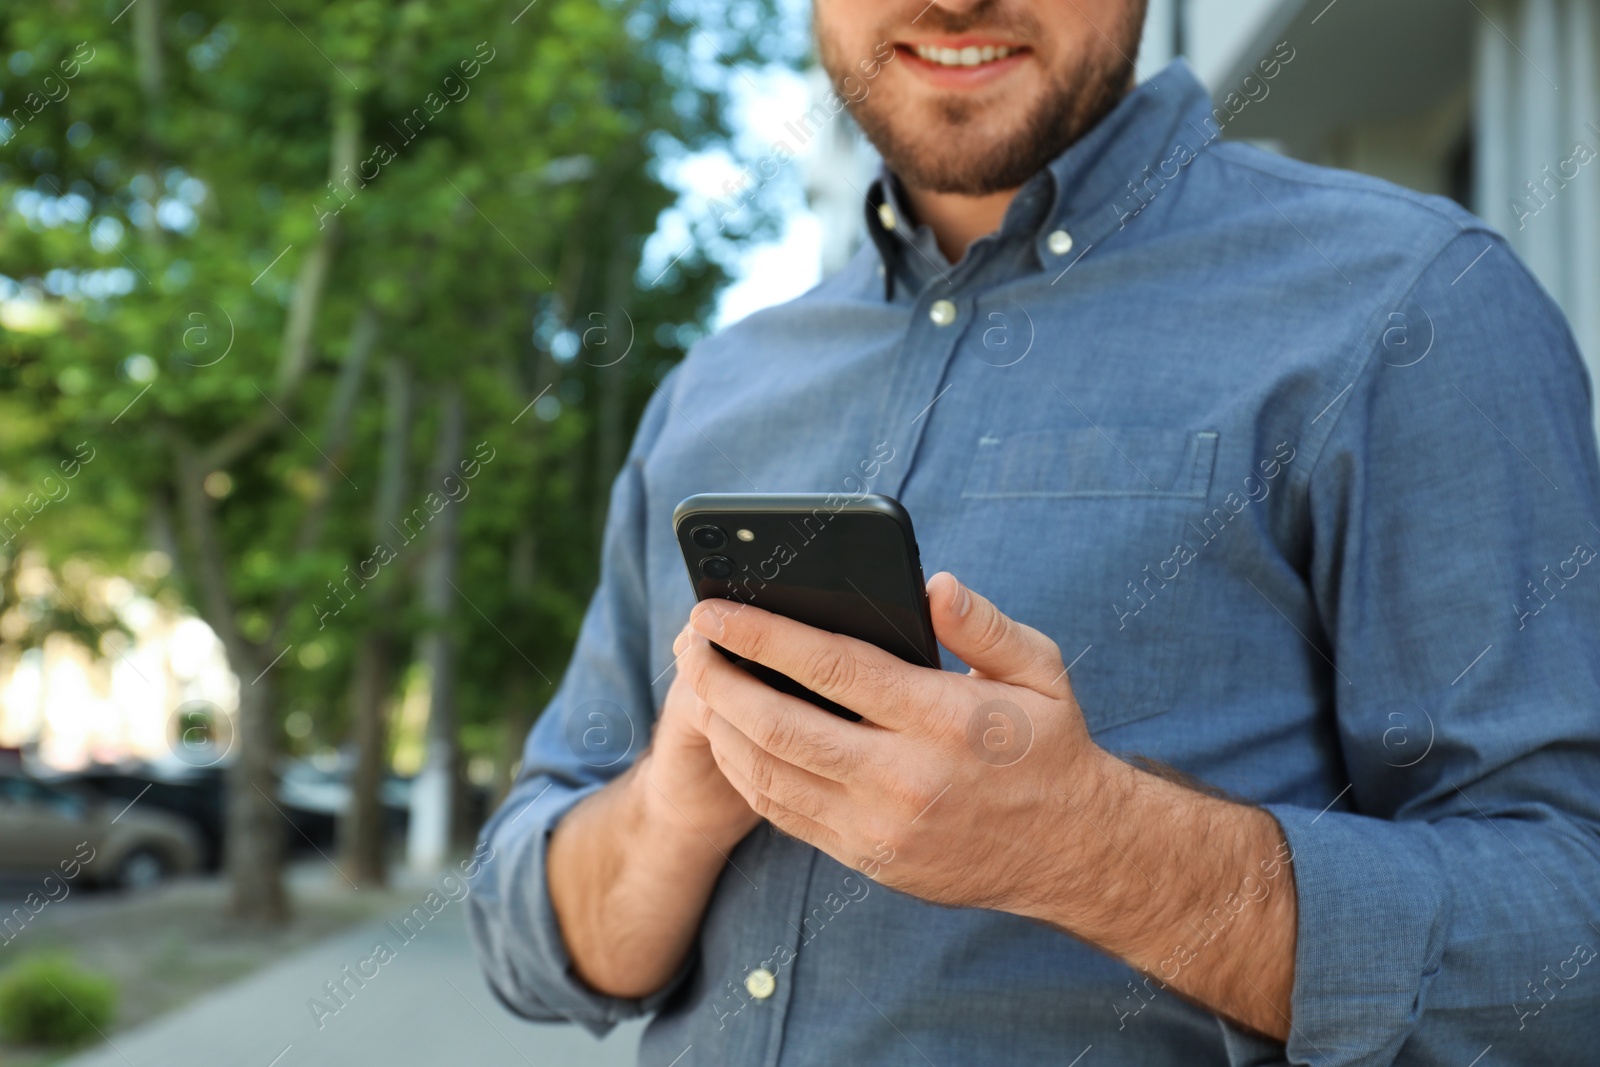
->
xmin=0 ymin=0 xmax=783 ymax=918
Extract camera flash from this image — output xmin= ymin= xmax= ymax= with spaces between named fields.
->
xmin=736 ymin=528 xmax=755 ymax=542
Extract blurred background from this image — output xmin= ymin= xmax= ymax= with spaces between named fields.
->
xmin=0 ymin=0 xmax=1595 ymax=1064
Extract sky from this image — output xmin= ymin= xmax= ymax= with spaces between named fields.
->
xmin=646 ymin=59 xmax=837 ymax=332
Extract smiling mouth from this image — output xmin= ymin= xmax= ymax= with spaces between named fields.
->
xmin=910 ymin=43 xmax=1023 ymax=67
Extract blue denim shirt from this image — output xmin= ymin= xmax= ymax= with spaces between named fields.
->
xmin=468 ymin=60 xmax=1600 ymax=1066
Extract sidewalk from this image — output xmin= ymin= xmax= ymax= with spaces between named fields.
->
xmin=60 ymin=901 xmax=643 ymax=1067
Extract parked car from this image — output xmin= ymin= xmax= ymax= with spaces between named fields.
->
xmin=271 ymin=754 xmax=488 ymax=852
xmin=276 ymin=756 xmax=413 ymax=851
xmin=53 ymin=755 xmax=449 ymax=870
xmin=53 ymin=757 xmax=379 ymax=870
xmin=56 ymin=762 xmax=227 ymax=870
xmin=0 ymin=771 xmax=202 ymax=889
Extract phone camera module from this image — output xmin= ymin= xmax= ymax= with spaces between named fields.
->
xmin=691 ymin=525 xmax=727 ymax=549
xmin=699 ymin=555 xmax=734 ymax=580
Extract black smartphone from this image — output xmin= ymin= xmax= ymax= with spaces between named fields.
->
xmin=673 ymin=493 xmax=941 ymax=722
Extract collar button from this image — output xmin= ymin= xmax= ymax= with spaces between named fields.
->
xmin=929 ymin=299 xmax=957 ymax=327
xmin=1047 ymin=229 xmax=1074 ymax=256
xmin=877 ymin=202 xmax=898 ymax=232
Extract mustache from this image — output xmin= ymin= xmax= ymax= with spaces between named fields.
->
xmin=887 ymin=0 xmax=1041 ymax=41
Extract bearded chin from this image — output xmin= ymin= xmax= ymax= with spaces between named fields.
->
xmin=828 ymin=18 xmax=1141 ymax=196
xmin=849 ymin=88 xmax=1093 ymax=196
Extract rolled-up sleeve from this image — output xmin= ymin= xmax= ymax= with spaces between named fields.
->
xmin=466 ymin=367 xmax=688 ymax=1034
xmin=1257 ymin=231 xmax=1600 ymax=1065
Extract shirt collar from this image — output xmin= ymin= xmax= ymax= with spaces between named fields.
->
xmin=863 ymin=58 xmax=1214 ymax=299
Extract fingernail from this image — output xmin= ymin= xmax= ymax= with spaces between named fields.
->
xmin=952 ymin=579 xmax=971 ymax=617
xmin=692 ymin=600 xmax=726 ymax=636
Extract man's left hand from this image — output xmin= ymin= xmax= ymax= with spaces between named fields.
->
xmin=679 ymin=570 xmax=1111 ymax=917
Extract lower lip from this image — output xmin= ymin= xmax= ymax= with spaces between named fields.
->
xmin=896 ymin=45 xmax=1029 ymax=89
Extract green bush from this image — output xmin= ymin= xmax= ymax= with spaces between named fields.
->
xmin=0 ymin=955 xmax=117 ymax=1048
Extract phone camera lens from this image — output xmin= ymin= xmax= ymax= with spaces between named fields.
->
xmin=699 ymin=555 xmax=734 ymax=580
xmin=691 ymin=525 xmax=727 ymax=549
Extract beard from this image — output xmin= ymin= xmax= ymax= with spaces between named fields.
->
xmin=819 ymin=1 xmax=1148 ymax=195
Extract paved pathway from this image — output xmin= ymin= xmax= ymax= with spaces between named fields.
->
xmin=61 ymin=902 xmax=643 ymax=1067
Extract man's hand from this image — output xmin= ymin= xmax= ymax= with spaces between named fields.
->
xmin=637 ymin=620 xmax=763 ymax=850
xmin=678 ymin=571 xmax=1099 ymax=914
xmin=680 ymin=571 xmax=1299 ymax=1041
xmin=545 ymin=621 xmax=760 ymax=1001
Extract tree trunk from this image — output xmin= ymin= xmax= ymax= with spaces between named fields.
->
xmin=494 ymin=663 xmax=536 ymax=799
xmin=133 ymin=0 xmax=165 ymax=103
xmin=275 ymin=103 xmax=358 ymax=394
xmin=226 ymin=668 xmax=288 ymax=922
xmin=168 ymin=438 xmax=287 ymax=923
xmin=204 ymin=100 xmax=359 ymax=476
xmin=338 ymin=355 xmax=412 ymax=887
xmin=406 ymin=386 xmax=465 ymax=873
xmin=450 ymin=743 xmax=477 ymax=852
xmin=131 ymin=22 xmax=363 ymax=921
xmin=492 ymin=525 xmax=540 ymax=802
xmin=339 ymin=630 xmax=394 ymax=886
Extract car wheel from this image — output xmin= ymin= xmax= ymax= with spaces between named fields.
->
xmin=115 ymin=847 xmax=169 ymax=891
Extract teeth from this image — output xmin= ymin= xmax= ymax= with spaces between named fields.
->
xmin=914 ymin=43 xmax=1015 ymax=67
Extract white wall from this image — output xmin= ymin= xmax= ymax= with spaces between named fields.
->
xmin=1475 ymin=0 xmax=1600 ymax=442
xmin=1182 ymin=0 xmax=1296 ymax=88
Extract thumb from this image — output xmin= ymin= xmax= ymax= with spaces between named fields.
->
xmin=927 ymin=571 xmax=1067 ymax=695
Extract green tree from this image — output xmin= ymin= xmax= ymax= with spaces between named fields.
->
xmin=1 ymin=0 xmax=782 ymax=921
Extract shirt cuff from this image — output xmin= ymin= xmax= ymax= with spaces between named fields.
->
xmin=1255 ymin=803 xmax=1455 ymax=1067
xmin=466 ymin=777 xmax=697 ymax=1036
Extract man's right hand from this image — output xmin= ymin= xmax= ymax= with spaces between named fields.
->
xmin=636 ymin=622 xmax=763 ymax=851
xmin=546 ymin=619 xmax=759 ymax=999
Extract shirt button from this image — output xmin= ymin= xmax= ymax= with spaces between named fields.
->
xmin=929 ymin=299 xmax=957 ymax=327
xmin=877 ymin=202 xmax=897 ymax=232
xmin=1047 ymin=229 xmax=1074 ymax=256
xmin=745 ymin=968 xmax=776 ymax=1000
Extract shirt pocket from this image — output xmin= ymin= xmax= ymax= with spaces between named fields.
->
xmin=955 ymin=428 xmax=1218 ymax=733
xmin=961 ymin=427 xmax=1217 ymax=500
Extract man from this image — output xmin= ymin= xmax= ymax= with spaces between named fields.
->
xmin=468 ymin=0 xmax=1600 ymax=1063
